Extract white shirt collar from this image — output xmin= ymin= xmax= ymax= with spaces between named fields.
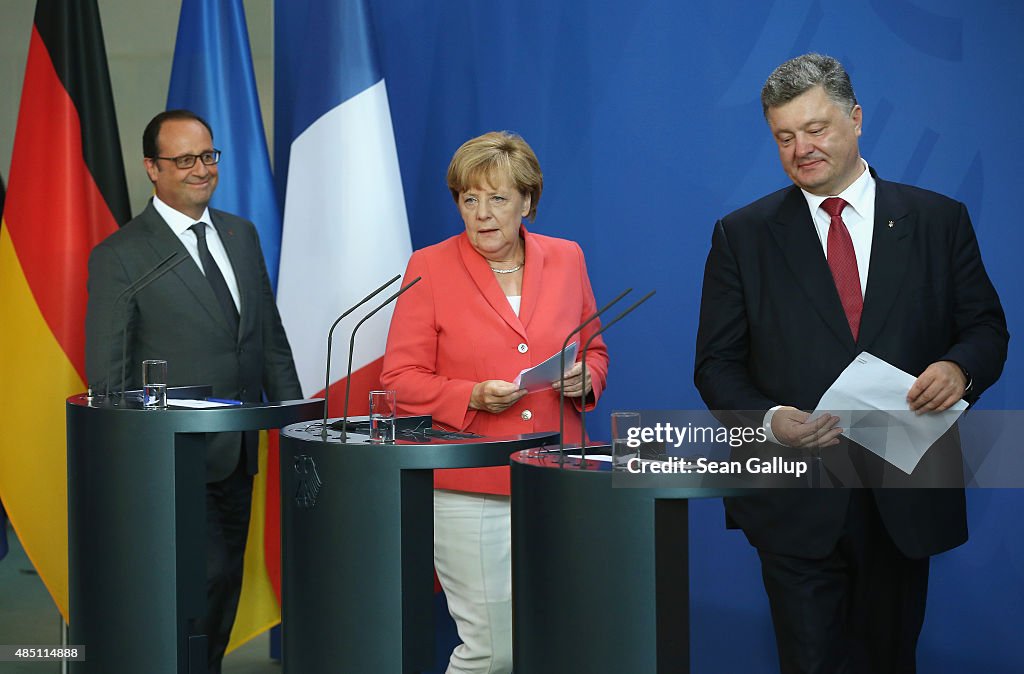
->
xmin=152 ymin=194 xmax=213 ymax=236
xmin=800 ymin=158 xmax=874 ymax=219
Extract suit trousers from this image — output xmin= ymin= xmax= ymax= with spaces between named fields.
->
xmin=433 ymin=490 xmax=513 ymax=674
xmin=197 ymin=443 xmax=252 ymax=674
xmin=757 ymin=490 xmax=929 ymax=674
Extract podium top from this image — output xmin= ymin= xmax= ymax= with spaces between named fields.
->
xmin=511 ymin=448 xmax=745 ymax=499
xmin=67 ymin=391 xmax=323 ymax=434
xmin=280 ymin=417 xmax=558 ymax=471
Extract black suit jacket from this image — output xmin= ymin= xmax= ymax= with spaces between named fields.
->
xmin=85 ymin=201 xmax=302 ymax=482
xmin=695 ymin=170 xmax=1008 ymax=559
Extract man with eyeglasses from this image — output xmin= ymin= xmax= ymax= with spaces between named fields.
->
xmin=84 ymin=109 xmax=301 ymax=674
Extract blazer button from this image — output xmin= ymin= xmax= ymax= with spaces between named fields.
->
xmin=521 ymin=409 xmax=533 ymax=421
xmin=518 ymin=343 xmax=529 ymax=353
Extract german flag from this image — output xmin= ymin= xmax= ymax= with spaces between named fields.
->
xmin=0 ymin=175 xmax=7 ymax=564
xmin=0 ymin=0 xmax=130 ymax=619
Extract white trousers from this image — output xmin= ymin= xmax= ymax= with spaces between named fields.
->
xmin=433 ymin=489 xmax=513 ymax=674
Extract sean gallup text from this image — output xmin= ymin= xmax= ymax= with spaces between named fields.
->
xmin=626 ymin=456 xmax=808 ymax=478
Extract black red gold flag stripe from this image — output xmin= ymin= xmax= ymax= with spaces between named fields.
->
xmin=0 ymin=0 xmax=129 ymax=619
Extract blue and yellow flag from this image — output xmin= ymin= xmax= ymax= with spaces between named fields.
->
xmin=167 ymin=0 xmax=282 ymax=285
xmin=166 ymin=0 xmax=283 ymax=653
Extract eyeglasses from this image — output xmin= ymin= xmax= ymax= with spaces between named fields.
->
xmin=151 ymin=149 xmax=222 ymax=169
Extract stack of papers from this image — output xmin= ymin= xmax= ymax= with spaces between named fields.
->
xmin=168 ymin=399 xmax=237 ymax=409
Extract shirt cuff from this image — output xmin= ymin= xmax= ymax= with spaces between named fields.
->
xmin=763 ymin=405 xmax=783 ymax=444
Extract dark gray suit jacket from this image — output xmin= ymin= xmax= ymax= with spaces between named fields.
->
xmin=695 ymin=170 xmax=1008 ymax=559
xmin=85 ymin=201 xmax=302 ymax=482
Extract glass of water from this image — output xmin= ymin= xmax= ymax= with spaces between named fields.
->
xmin=369 ymin=390 xmax=397 ymax=442
xmin=610 ymin=411 xmax=641 ymax=469
xmin=142 ymin=359 xmax=168 ymax=409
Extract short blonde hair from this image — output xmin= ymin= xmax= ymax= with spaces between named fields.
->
xmin=447 ymin=131 xmax=543 ymax=222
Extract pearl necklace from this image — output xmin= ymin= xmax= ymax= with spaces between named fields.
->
xmin=490 ymin=262 xmax=523 ymax=274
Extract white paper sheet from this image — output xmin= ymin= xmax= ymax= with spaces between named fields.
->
xmin=168 ymin=399 xmax=237 ymax=409
xmin=514 ymin=342 xmax=579 ymax=393
xmin=811 ymin=352 xmax=967 ymax=474
xmin=568 ymin=453 xmax=613 ymax=462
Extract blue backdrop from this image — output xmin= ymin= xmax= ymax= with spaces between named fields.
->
xmin=354 ymin=1 xmax=1022 ymax=670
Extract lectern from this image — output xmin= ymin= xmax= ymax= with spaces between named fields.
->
xmin=66 ymin=390 xmax=321 ymax=674
xmin=279 ymin=419 xmax=557 ymax=673
xmin=511 ymin=450 xmax=738 ymax=674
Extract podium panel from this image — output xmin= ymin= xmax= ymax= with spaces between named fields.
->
xmin=66 ymin=392 xmax=321 ymax=674
xmin=511 ymin=451 xmax=737 ymax=674
xmin=279 ymin=420 xmax=557 ymax=673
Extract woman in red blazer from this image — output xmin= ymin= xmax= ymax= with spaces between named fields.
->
xmin=382 ymin=131 xmax=609 ymax=673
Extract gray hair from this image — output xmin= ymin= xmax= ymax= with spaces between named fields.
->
xmin=761 ymin=53 xmax=857 ymax=118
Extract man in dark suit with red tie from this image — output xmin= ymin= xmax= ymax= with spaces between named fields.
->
xmin=695 ymin=54 xmax=1008 ymax=673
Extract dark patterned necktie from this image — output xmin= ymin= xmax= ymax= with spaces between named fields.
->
xmin=821 ymin=197 xmax=862 ymax=340
xmin=191 ymin=222 xmax=239 ymax=333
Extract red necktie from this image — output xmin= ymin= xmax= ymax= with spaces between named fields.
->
xmin=821 ymin=197 xmax=862 ymax=340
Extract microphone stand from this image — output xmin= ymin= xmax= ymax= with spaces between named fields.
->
xmin=321 ymin=274 xmax=401 ymax=437
xmin=340 ymin=277 xmax=422 ymax=442
xmin=558 ymin=288 xmax=632 ymax=460
xmin=578 ymin=290 xmax=656 ymax=463
xmin=108 ymin=252 xmax=189 ymax=402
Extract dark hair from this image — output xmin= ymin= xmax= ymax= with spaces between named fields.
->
xmin=761 ymin=53 xmax=857 ymax=118
xmin=142 ymin=110 xmax=214 ymax=158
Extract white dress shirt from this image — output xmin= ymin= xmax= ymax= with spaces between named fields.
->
xmin=765 ymin=159 xmax=876 ymax=443
xmin=152 ymin=195 xmax=241 ymax=312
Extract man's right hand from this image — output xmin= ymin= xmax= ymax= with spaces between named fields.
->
xmin=470 ymin=380 xmax=527 ymax=414
xmin=771 ymin=406 xmax=842 ymax=448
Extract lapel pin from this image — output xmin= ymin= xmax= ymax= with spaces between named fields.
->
xmin=887 ymin=220 xmax=894 ymax=228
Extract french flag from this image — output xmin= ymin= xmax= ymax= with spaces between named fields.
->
xmin=269 ymin=0 xmax=413 ymax=597
xmin=274 ymin=0 xmax=411 ymax=405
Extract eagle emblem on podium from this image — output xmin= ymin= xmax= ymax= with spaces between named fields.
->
xmin=294 ymin=455 xmax=323 ymax=509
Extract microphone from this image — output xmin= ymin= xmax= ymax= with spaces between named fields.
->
xmin=557 ymin=288 xmax=633 ymax=456
xmin=578 ymin=290 xmax=656 ymax=461
xmin=340 ymin=276 xmax=422 ymax=441
xmin=321 ymin=275 xmax=402 ymax=435
xmin=104 ymin=252 xmax=189 ymax=400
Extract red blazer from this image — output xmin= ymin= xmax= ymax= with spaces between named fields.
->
xmin=382 ymin=226 xmax=609 ymax=494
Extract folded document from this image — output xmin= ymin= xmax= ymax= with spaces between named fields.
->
xmin=811 ymin=352 xmax=967 ymax=474
xmin=514 ymin=342 xmax=579 ymax=393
